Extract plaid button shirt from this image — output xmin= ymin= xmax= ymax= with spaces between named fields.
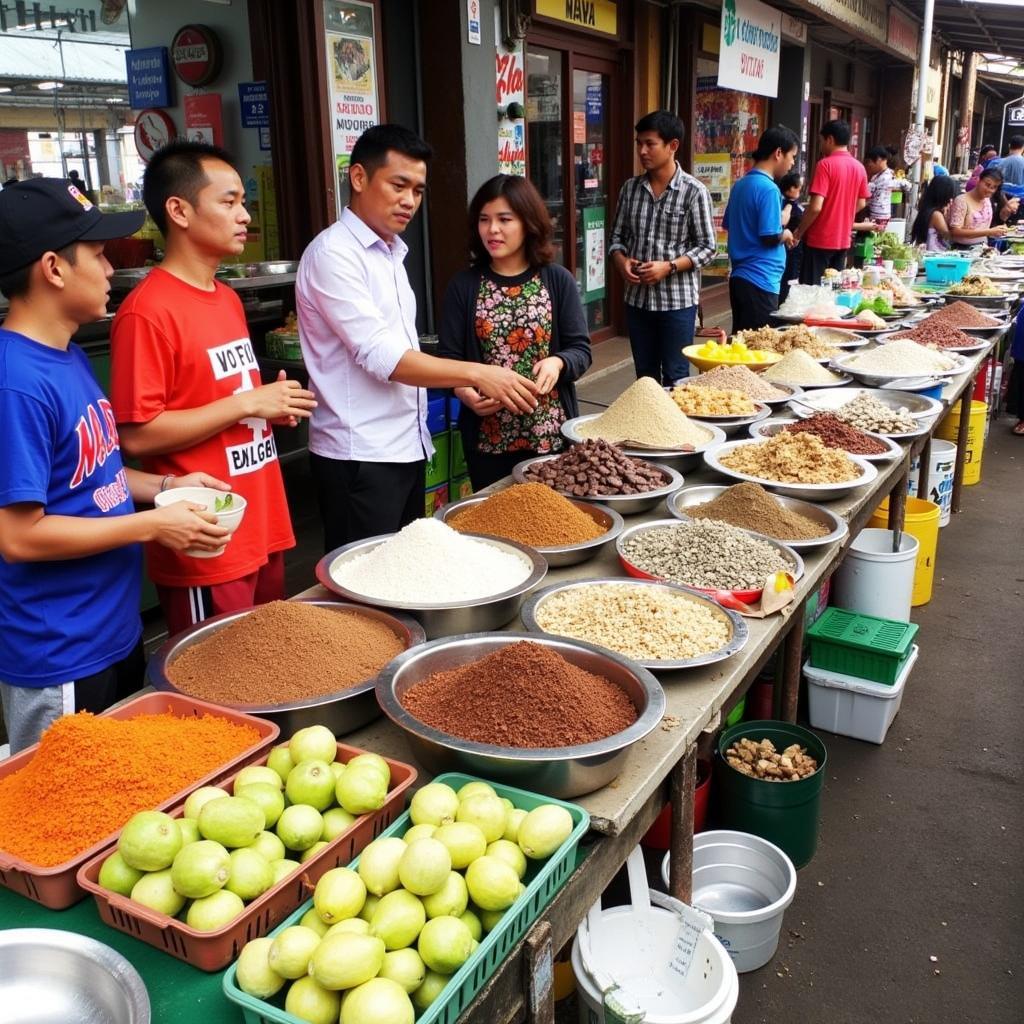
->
xmin=608 ymin=163 xmax=717 ymax=311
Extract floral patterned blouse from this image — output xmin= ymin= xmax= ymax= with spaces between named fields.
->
xmin=474 ymin=270 xmax=566 ymax=455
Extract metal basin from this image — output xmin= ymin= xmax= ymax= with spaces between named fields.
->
xmin=748 ymin=418 xmax=903 ymax=463
xmin=703 ymin=440 xmax=878 ymax=501
xmin=316 ymin=534 xmax=547 ymax=639
xmin=375 ymin=632 xmax=666 ymax=798
xmin=0 ymin=928 xmax=150 ymax=1023
xmin=561 ymin=413 xmax=727 ymax=471
xmin=687 ymin=402 xmax=773 ymax=437
xmin=433 ymin=493 xmax=624 ymax=567
xmin=512 ymin=454 xmax=684 ymax=516
xmin=667 ymin=484 xmax=848 ymax=551
xmin=831 ymin=349 xmax=967 ymax=387
xmin=147 ymin=600 xmax=425 ymax=736
xmin=789 ymin=386 xmax=942 ymax=421
xmin=520 ymin=577 xmax=748 ymax=671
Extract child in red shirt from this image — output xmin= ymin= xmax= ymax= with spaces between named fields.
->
xmin=110 ymin=141 xmax=316 ymax=636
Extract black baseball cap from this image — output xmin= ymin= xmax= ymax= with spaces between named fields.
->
xmin=0 ymin=178 xmax=146 ymax=276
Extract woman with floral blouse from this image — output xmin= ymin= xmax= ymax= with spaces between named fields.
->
xmin=439 ymin=175 xmax=592 ymax=490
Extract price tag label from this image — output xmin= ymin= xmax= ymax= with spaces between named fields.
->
xmin=666 ymin=903 xmax=709 ymax=981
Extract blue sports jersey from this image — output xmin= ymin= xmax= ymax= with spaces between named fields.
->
xmin=723 ymin=169 xmax=786 ymax=294
xmin=0 ymin=329 xmax=142 ymax=687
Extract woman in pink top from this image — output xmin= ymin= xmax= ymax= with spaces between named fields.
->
xmin=948 ymin=168 xmax=1009 ymax=248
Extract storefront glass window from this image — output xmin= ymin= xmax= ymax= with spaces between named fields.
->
xmin=526 ymin=47 xmax=565 ymax=264
xmin=572 ymin=69 xmax=609 ymax=332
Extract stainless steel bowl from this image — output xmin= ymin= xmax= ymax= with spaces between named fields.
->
xmin=756 ymin=382 xmax=805 ymax=408
xmin=147 ymin=599 xmax=425 ymax=736
xmin=561 ymin=413 xmax=727 ymax=471
xmin=256 ymin=260 xmax=300 ymax=275
xmin=666 ymin=484 xmax=848 ymax=551
xmin=703 ymin=440 xmax=878 ymax=501
xmin=748 ymin=418 xmax=903 ymax=462
xmin=760 ymin=369 xmax=853 ymax=388
xmin=616 ymin=518 xmax=805 ymax=588
xmin=806 ymin=326 xmax=869 ymax=349
xmin=316 ymin=534 xmax=547 ymax=639
xmin=830 ymin=349 xmax=967 ymax=387
xmin=376 ymin=632 xmax=665 ymax=798
xmin=938 ymin=290 xmax=1012 ymax=308
xmin=873 ymin=330 xmax=989 ymax=354
xmin=520 ymin=577 xmax=749 ymax=671
xmin=687 ymin=402 xmax=773 ymax=437
xmin=789 ymin=386 xmax=943 ymax=421
xmin=512 ymin=454 xmax=685 ymax=516
xmin=0 ymin=928 xmax=150 ymax=1023
xmin=433 ymin=493 xmax=623 ymax=567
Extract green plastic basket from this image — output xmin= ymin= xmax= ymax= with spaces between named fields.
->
xmin=807 ymin=607 xmax=919 ymax=685
xmin=222 ymin=773 xmax=589 ymax=1024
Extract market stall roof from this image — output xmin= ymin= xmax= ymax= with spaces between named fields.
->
xmin=900 ymin=1 xmax=1024 ymax=60
xmin=0 ymin=34 xmax=127 ymax=85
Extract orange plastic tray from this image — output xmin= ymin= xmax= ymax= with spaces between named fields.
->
xmin=0 ymin=692 xmax=279 ymax=910
xmin=77 ymin=742 xmax=417 ymax=971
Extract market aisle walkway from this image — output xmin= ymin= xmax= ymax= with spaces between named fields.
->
xmin=738 ymin=425 xmax=1024 ymax=1024
xmin=576 ymin=363 xmax=1023 ymax=1023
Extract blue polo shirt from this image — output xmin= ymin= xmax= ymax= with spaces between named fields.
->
xmin=0 ymin=329 xmax=142 ymax=687
xmin=723 ymin=169 xmax=785 ymax=294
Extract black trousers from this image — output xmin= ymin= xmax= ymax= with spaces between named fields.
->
xmin=310 ymin=453 xmax=425 ymax=552
xmin=799 ymin=245 xmax=849 ymax=285
xmin=729 ymin=276 xmax=780 ymax=333
xmin=464 ymin=447 xmax=533 ymax=492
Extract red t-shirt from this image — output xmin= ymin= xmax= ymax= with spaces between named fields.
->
xmin=110 ymin=268 xmax=295 ymax=587
xmin=805 ymin=150 xmax=871 ymax=250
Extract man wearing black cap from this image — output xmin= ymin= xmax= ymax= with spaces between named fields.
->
xmin=0 ymin=179 xmax=230 ymax=753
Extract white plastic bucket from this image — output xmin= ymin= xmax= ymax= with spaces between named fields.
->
xmin=661 ymin=831 xmax=797 ymax=974
xmin=907 ymin=440 xmax=956 ymax=526
xmin=832 ymin=528 xmax=919 ymax=622
xmin=571 ymin=849 xmax=738 ymax=1024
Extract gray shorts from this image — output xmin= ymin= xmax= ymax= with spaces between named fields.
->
xmin=0 ymin=642 xmax=145 ymax=756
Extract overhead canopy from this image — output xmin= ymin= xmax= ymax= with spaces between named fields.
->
xmin=901 ymin=1 xmax=1024 ymax=60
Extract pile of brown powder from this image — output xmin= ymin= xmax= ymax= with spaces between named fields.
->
xmin=167 ymin=601 xmax=405 ymax=704
xmin=448 ymin=483 xmax=604 ymax=547
xmin=687 ymin=365 xmax=789 ymax=400
xmin=578 ymin=377 xmax=713 ymax=448
xmin=685 ymin=482 xmax=829 ymax=540
xmin=400 ymin=641 xmax=638 ymax=748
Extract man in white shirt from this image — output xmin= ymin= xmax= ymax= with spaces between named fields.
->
xmin=297 ymin=125 xmax=540 ymax=550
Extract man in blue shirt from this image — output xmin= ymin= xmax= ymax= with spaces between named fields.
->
xmin=0 ymin=179 xmax=230 ymax=752
xmin=723 ymin=126 xmax=800 ymax=332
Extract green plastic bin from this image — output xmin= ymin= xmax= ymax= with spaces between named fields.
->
xmin=807 ymin=608 xmax=919 ymax=685
xmin=426 ymin=431 xmax=451 ymax=488
xmin=450 ymin=427 xmax=468 ymax=479
xmin=223 ymin=772 xmax=589 ymax=1024
xmin=714 ymin=720 xmax=827 ymax=869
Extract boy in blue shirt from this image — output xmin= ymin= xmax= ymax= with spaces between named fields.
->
xmin=723 ymin=126 xmax=800 ymax=332
xmin=0 ymin=179 xmax=230 ymax=753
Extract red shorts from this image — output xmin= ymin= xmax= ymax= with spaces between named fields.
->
xmin=157 ymin=551 xmax=286 ymax=638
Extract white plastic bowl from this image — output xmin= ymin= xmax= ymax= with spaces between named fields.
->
xmin=153 ymin=486 xmax=247 ymax=558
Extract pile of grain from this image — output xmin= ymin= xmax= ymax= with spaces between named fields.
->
xmin=719 ymin=432 xmax=861 ymax=484
xmin=763 ymin=350 xmax=846 ymax=385
xmin=578 ymin=377 xmax=713 ymax=448
xmin=688 ymin=365 xmax=789 ymax=400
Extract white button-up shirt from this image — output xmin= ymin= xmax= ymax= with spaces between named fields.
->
xmin=296 ymin=207 xmax=433 ymax=462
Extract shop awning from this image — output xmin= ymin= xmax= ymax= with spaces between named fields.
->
xmin=0 ymin=34 xmax=127 ymax=85
xmin=901 ymin=1 xmax=1024 ymax=59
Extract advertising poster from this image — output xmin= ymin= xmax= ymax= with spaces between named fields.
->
xmin=495 ymin=8 xmax=526 ymax=175
xmin=582 ymin=206 xmax=606 ymax=302
xmin=693 ymin=153 xmax=732 ymax=276
xmin=184 ymin=93 xmax=224 ymax=147
xmin=695 ymin=78 xmax=767 ymax=184
xmin=324 ymin=1 xmax=379 ymax=215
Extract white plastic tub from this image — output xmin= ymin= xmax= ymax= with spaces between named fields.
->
xmin=832 ymin=528 xmax=918 ymax=622
xmin=661 ymin=831 xmax=797 ymax=974
xmin=804 ymin=645 xmax=918 ymax=744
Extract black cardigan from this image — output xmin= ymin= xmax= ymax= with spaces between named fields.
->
xmin=437 ymin=263 xmax=593 ymax=449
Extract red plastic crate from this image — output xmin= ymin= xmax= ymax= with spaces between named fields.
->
xmin=77 ymin=742 xmax=417 ymax=971
xmin=0 ymin=692 xmax=279 ymax=910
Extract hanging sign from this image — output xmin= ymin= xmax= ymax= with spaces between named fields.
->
xmin=495 ymin=8 xmax=526 ymax=176
xmin=534 ymin=0 xmax=617 ymax=37
xmin=134 ymin=108 xmax=177 ymax=163
xmin=718 ymin=0 xmax=782 ymax=99
xmin=184 ymin=93 xmax=224 ymax=147
xmin=125 ymin=47 xmax=172 ymax=109
xmin=171 ymin=24 xmax=223 ymax=87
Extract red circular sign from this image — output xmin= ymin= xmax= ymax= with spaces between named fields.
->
xmin=170 ymin=24 xmax=222 ymax=87
xmin=134 ymin=108 xmax=177 ymax=163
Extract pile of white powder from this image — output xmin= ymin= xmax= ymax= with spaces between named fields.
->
xmin=845 ymin=339 xmax=959 ymax=375
xmin=332 ymin=518 xmax=533 ymax=603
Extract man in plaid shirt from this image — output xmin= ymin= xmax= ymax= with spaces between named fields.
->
xmin=609 ymin=110 xmax=717 ymax=385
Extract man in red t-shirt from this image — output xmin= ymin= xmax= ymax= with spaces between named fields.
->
xmin=793 ymin=120 xmax=870 ymax=285
xmin=110 ymin=141 xmax=317 ymax=636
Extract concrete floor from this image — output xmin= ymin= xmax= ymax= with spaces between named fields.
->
xmin=572 ymin=357 xmax=1024 ymax=1024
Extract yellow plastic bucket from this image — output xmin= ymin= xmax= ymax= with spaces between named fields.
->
xmin=936 ymin=400 xmax=986 ymax=486
xmin=870 ymin=497 xmax=941 ymax=606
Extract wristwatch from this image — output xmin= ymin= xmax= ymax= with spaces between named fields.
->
xmin=667 ymin=259 xmax=678 ymax=275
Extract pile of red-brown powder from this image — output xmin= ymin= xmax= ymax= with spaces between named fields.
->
xmin=400 ymin=641 xmax=637 ymax=747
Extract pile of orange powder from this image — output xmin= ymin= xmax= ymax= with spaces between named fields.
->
xmin=0 ymin=711 xmax=261 ymax=867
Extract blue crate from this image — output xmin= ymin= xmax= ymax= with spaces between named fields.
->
xmin=923 ymin=256 xmax=972 ymax=285
xmin=427 ymin=397 xmax=448 ymax=434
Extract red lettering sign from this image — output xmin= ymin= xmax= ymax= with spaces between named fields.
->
xmin=496 ymin=52 xmax=524 ymax=105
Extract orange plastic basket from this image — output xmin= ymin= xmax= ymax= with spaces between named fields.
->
xmin=0 ymin=692 xmax=279 ymax=910
xmin=77 ymin=742 xmax=417 ymax=971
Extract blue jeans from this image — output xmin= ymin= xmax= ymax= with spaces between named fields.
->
xmin=625 ymin=304 xmax=696 ymax=386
